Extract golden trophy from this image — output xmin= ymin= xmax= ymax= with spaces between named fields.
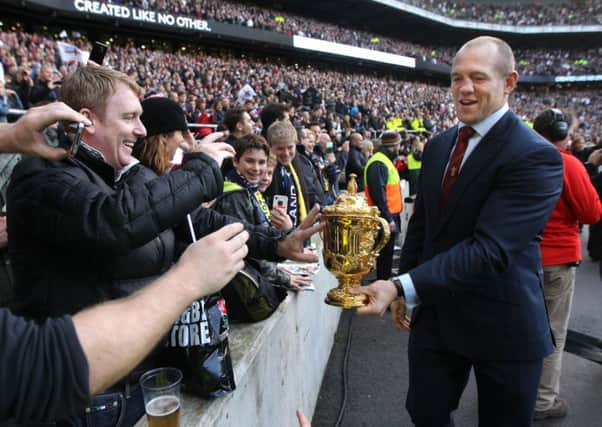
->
xmin=322 ymin=174 xmax=390 ymax=308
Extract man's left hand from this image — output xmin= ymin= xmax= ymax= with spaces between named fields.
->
xmin=276 ymin=205 xmax=323 ymax=263
xmin=391 ymin=298 xmax=411 ymax=330
xmin=0 ymin=216 xmax=7 ymax=249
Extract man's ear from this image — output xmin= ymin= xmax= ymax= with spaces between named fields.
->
xmin=504 ymin=70 xmax=519 ymax=96
xmin=80 ymin=108 xmax=95 ymax=135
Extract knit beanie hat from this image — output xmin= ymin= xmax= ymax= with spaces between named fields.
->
xmin=140 ymin=97 xmax=188 ymax=137
xmin=380 ymin=131 xmax=401 ymax=146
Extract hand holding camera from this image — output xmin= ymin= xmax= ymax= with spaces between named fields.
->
xmin=13 ymin=102 xmax=90 ymax=161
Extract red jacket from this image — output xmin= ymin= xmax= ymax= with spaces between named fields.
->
xmin=541 ymin=147 xmax=602 ymax=265
xmin=195 ymin=112 xmax=214 ymax=138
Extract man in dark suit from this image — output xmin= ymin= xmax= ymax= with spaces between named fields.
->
xmin=351 ymin=36 xmax=563 ymax=426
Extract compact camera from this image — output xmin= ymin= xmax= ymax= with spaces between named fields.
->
xmin=44 ymin=122 xmax=85 ymax=156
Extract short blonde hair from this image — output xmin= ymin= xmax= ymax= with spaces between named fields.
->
xmin=60 ymin=66 xmax=142 ymax=118
xmin=266 ymin=120 xmax=298 ymax=146
xmin=267 ymin=154 xmax=278 ymax=168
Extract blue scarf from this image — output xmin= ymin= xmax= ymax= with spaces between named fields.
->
xmin=226 ymin=169 xmax=270 ymax=227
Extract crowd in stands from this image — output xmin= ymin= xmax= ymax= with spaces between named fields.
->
xmin=404 ymin=0 xmax=602 ymax=26
xmin=115 ymin=0 xmax=601 ymax=76
xmin=1 ymin=28 xmax=600 ymax=142
xmin=515 ymin=47 xmax=601 ymax=76
xmin=2 ymin=4 xmax=602 ymax=423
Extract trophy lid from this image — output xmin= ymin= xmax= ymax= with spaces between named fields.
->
xmin=322 ymin=174 xmax=380 ymax=216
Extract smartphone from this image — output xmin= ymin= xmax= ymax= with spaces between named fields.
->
xmin=273 ymin=195 xmax=288 ymax=211
xmin=67 ymin=122 xmax=85 ymax=156
xmin=326 ymin=142 xmax=334 ymax=154
xmin=89 ymin=41 xmax=109 ymax=65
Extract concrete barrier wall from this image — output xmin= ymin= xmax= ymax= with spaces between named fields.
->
xmin=136 ymin=248 xmax=341 ymax=426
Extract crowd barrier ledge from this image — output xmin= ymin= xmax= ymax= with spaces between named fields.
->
xmin=135 ymin=237 xmax=341 ymax=427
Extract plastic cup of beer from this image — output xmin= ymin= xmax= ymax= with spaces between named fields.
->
xmin=139 ymin=367 xmax=182 ymax=427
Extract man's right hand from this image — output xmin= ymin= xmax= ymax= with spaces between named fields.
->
xmin=349 ymin=280 xmax=398 ymax=316
xmin=175 ymin=223 xmax=249 ymax=297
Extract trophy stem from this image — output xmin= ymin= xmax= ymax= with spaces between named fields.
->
xmin=324 ymin=273 xmax=368 ymax=309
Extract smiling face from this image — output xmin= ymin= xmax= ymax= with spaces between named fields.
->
xmin=451 ymin=39 xmax=518 ymax=125
xmin=259 ymin=164 xmax=275 ymax=192
xmin=300 ymin=129 xmax=316 ymax=153
xmin=234 ymin=148 xmax=267 ymax=184
xmin=86 ymin=82 xmax=146 ymax=170
xmin=270 ymin=138 xmax=296 ymax=166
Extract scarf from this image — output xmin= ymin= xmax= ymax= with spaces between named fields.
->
xmin=226 ymin=169 xmax=270 ymax=227
xmin=287 ymin=163 xmax=307 ymax=222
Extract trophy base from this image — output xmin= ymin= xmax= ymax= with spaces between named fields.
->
xmin=325 ymin=287 xmax=368 ymax=309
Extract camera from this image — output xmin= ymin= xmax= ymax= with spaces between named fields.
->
xmin=44 ymin=122 xmax=85 ymax=156
xmin=67 ymin=122 xmax=85 ymax=156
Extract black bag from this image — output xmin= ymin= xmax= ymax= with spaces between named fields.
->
xmin=221 ymin=259 xmax=286 ymax=322
xmin=160 ymin=293 xmax=235 ymax=398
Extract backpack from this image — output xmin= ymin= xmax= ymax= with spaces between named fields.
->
xmin=221 ymin=259 xmax=286 ymax=322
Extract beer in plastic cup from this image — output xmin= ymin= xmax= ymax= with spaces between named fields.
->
xmin=139 ymin=367 xmax=182 ymax=427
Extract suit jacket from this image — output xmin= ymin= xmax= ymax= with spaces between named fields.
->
xmin=400 ymin=110 xmax=563 ymax=361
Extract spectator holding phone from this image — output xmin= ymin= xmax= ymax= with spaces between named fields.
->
xmin=7 ymin=67 xmax=321 ymax=425
xmin=0 ymin=101 xmax=250 ymax=423
xmin=213 ymin=134 xmax=311 ymax=291
xmin=263 ymin=120 xmax=322 ymax=228
xmin=259 ymin=155 xmax=294 ymax=231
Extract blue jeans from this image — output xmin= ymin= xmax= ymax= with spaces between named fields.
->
xmin=58 ymin=384 xmax=145 ymax=427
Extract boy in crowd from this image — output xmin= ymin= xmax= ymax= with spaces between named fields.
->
xmin=7 ymin=66 xmax=321 ymax=425
xmin=263 ymin=121 xmax=323 ymax=227
xmin=213 ymin=134 xmax=312 ymax=291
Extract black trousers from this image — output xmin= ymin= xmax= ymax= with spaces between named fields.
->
xmin=376 ymin=214 xmax=400 ymax=280
xmin=406 ymin=341 xmax=543 ymax=427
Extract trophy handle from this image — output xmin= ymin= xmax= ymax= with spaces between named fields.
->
xmin=371 ymin=217 xmax=391 ymax=256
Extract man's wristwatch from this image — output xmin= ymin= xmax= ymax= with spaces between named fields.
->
xmin=391 ymin=277 xmax=405 ymax=299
